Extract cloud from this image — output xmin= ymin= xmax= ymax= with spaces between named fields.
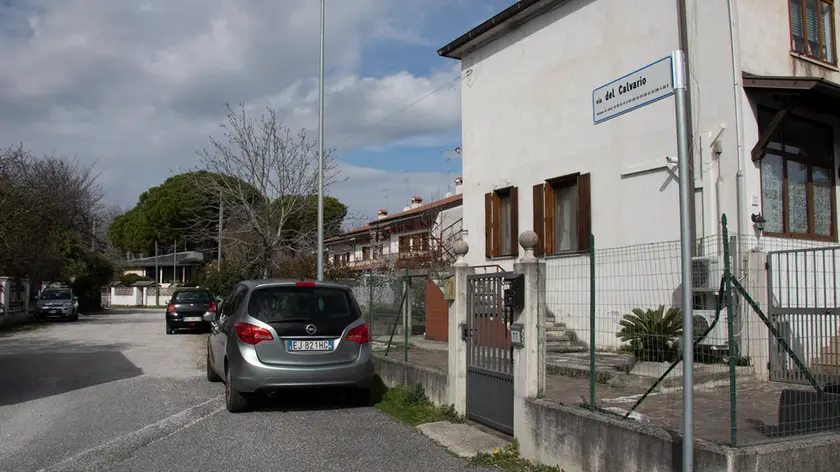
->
xmin=0 ymin=0 xmax=466 ymax=216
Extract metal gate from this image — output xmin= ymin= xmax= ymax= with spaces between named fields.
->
xmin=465 ymin=272 xmax=515 ymax=435
xmin=767 ymin=247 xmax=840 ymax=385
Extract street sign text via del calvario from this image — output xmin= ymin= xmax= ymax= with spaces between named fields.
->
xmin=592 ymin=56 xmax=675 ymax=124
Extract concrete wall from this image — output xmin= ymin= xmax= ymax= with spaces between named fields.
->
xmin=373 ymin=354 xmax=449 ymax=406
xmin=524 ymin=398 xmax=840 ymax=472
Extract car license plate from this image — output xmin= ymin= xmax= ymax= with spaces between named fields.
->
xmin=48 ymin=310 xmax=57 ymax=314
xmin=183 ymin=316 xmax=202 ymax=322
xmin=287 ymin=340 xmax=333 ymax=351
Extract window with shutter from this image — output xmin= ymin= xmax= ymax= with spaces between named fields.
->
xmin=484 ymin=187 xmax=519 ymax=257
xmin=789 ymin=0 xmax=836 ymax=65
xmin=534 ymin=173 xmax=592 ymax=255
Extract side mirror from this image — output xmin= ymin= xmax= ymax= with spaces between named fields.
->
xmin=202 ymin=312 xmax=216 ymax=323
xmin=34 ymin=295 xmax=39 ymax=300
xmin=164 ymin=299 xmax=170 ymax=305
xmin=73 ymin=296 xmax=78 ymax=300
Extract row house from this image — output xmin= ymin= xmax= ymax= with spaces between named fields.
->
xmin=325 ymin=178 xmax=464 ymax=273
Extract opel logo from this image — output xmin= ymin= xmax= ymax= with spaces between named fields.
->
xmin=305 ymin=324 xmax=317 ymax=335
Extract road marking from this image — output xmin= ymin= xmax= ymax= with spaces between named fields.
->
xmin=36 ymin=396 xmax=224 ymax=472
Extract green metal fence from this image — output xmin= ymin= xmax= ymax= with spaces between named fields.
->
xmin=540 ymin=213 xmax=840 ymax=447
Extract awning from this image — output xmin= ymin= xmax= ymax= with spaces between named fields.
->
xmin=742 ymin=73 xmax=840 ymax=160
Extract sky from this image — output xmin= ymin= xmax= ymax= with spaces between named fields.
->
xmin=0 ymin=0 xmax=511 ymax=228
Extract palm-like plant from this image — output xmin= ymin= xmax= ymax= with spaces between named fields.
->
xmin=616 ymin=305 xmax=683 ymax=362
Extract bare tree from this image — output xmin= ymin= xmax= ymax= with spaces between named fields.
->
xmin=191 ymin=103 xmax=343 ymax=278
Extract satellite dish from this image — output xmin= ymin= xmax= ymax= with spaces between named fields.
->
xmin=455 ymin=146 xmax=462 ymax=155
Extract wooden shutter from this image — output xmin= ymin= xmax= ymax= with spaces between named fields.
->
xmin=577 ymin=173 xmax=592 ymax=251
xmin=533 ymin=184 xmax=545 ymax=257
xmin=544 ymin=184 xmax=555 ymax=256
xmin=484 ymin=193 xmax=493 ymax=258
xmin=510 ymin=187 xmax=519 ymax=257
xmin=492 ymin=192 xmax=502 ymax=257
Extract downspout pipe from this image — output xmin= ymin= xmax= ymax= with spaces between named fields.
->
xmin=727 ymin=0 xmax=747 ymax=264
xmin=676 ymin=0 xmax=698 ymax=255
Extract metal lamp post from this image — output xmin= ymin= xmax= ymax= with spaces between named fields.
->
xmin=316 ymin=0 xmax=326 ymax=282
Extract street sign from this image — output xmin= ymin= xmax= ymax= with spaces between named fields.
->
xmin=593 ymin=56 xmax=675 ymax=124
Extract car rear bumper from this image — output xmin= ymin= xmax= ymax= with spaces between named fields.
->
xmin=228 ymin=347 xmax=375 ymax=393
xmin=166 ymin=312 xmax=210 ymax=329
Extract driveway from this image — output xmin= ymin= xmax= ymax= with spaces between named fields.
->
xmin=0 ymin=312 xmax=485 ymax=472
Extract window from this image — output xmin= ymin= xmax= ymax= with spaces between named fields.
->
xmin=399 ymin=235 xmax=411 ymax=254
xmin=533 ymin=173 xmax=591 ymax=256
xmin=247 ymin=286 xmax=357 ymax=323
xmin=332 ymin=254 xmax=340 ymax=266
xmin=485 ymin=187 xmax=519 ymax=258
xmin=362 ymin=247 xmax=371 ymax=261
xmin=790 ymin=0 xmax=837 ymax=65
xmin=173 ymin=290 xmax=211 ymax=302
xmin=757 ymin=108 xmax=836 ymax=240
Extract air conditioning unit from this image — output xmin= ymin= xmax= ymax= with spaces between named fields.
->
xmin=693 ymin=309 xmax=730 ymax=347
xmin=691 ymin=256 xmax=721 ymax=292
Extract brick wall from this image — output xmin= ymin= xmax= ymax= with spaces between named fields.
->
xmin=424 ymin=280 xmax=448 ymax=342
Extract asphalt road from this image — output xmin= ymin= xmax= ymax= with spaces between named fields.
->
xmin=0 ymin=311 xmax=486 ymax=472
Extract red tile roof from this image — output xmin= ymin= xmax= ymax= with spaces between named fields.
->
xmin=326 ymin=194 xmax=462 ymax=244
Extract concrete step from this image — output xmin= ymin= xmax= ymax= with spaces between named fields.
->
xmin=546 ymin=343 xmax=587 ymax=354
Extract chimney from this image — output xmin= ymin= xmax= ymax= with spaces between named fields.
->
xmin=377 ymin=209 xmax=388 ymax=220
xmin=410 ymin=196 xmax=423 ymax=209
xmin=455 ymin=176 xmax=463 ymax=195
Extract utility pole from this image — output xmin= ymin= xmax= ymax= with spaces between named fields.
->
xmin=173 ymin=239 xmax=177 ymax=288
xmin=218 ymin=191 xmax=223 ymax=271
xmin=673 ymin=49 xmax=695 ymax=472
xmin=316 ymin=0 xmax=325 ymax=281
xmin=154 ymin=241 xmax=160 ymax=306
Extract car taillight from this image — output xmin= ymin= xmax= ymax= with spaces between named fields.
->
xmin=296 ymin=281 xmax=316 ymax=287
xmin=167 ymin=304 xmax=176 ymax=312
xmin=235 ymin=322 xmax=274 ymax=345
xmin=207 ymin=301 xmax=216 ymax=312
xmin=346 ymin=323 xmax=370 ymax=344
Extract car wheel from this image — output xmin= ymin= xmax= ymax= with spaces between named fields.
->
xmin=225 ymin=367 xmax=251 ymax=413
xmin=348 ymin=387 xmax=371 ymax=407
xmin=166 ymin=322 xmax=174 ymax=335
xmin=206 ymin=351 xmax=222 ymax=383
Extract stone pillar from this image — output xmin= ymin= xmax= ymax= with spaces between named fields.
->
xmin=448 ymin=240 xmax=471 ymax=414
xmin=744 ymin=251 xmax=770 ymax=380
xmin=512 ymin=231 xmax=545 ymax=458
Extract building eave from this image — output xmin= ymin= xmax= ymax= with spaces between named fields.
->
xmin=437 ymin=0 xmax=567 ymax=60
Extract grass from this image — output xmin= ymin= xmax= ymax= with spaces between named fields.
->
xmin=469 ymin=443 xmax=565 ymax=472
xmin=374 ymin=382 xmax=463 ymax=427
xmin=373 ymin=381 xmax=562 ymax=471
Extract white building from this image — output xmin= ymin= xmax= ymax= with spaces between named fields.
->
xmin=439 ymin=0 xmax=840 ymax=374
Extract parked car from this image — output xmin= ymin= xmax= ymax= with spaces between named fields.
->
xmin=35 ymin=286 xmax=79 ymax=321
xmin=204 ymin=280 xmax=374 ymax=413
xmin=165 ymin=288 xmax=218 ymax=334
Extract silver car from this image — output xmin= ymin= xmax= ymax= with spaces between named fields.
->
xmin=35 ymin=287 xmax=80 ymax=321
xmin=204 ymin=280 xmax=375 ymax=412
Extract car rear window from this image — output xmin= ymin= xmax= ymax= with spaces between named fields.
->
xmin=173 ymin=291 xmax=211 ymax=302
xmin=247 ymin=286 xmax=358 ymax=322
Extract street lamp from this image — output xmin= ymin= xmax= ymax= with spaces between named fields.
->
xmin=316 ymin=0 xmax=325 ymax=281
xmin=751 ymin=213 xmax=766 ymax=232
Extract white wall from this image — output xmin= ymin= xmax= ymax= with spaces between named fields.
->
xmin=459 ymin=0 xmax=689 ymax=268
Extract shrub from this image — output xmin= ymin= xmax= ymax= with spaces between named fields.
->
xmin=616 ymin=305 xmax=682 ymax=362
